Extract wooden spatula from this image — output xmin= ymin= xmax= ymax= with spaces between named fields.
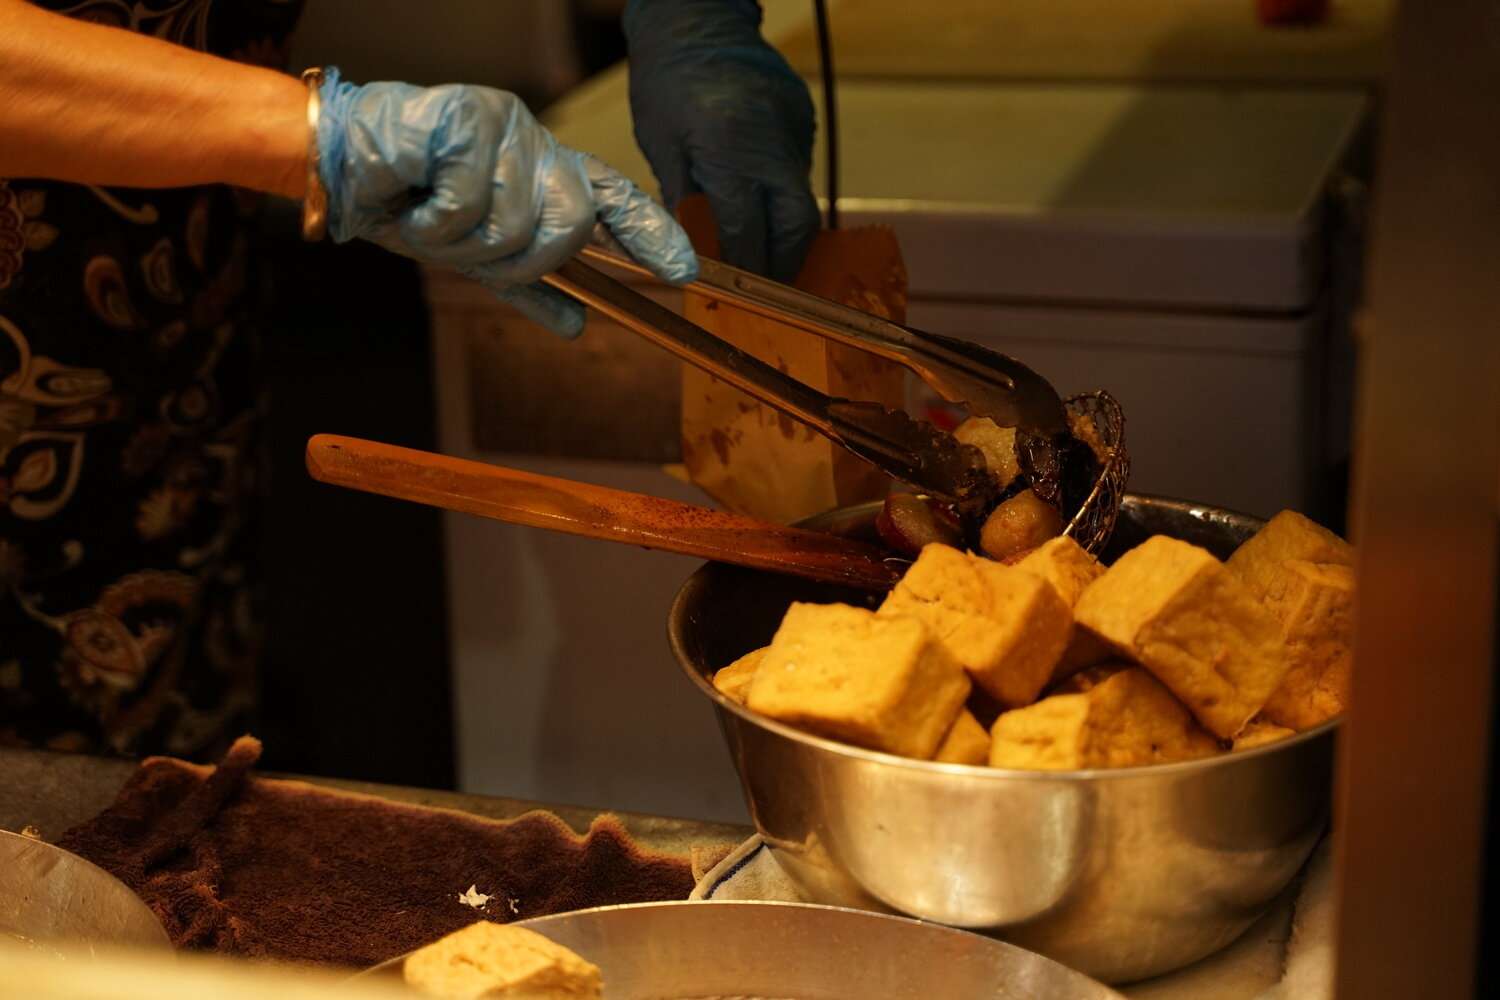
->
xmin=305 ymin=435 xmax=901 ymax=590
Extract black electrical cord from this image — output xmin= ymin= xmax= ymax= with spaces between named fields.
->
xmin=811 ymin=0 xmax=839 ymax=230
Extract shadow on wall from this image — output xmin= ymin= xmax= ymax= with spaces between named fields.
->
xmin=255 ymin=225 xmax=454 ymax=789
xmin=255 ymin=4 xmax=634 ymax=788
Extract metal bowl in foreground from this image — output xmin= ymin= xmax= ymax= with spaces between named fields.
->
xmin=668 ymin=495 xmax=1337 ymax=984
xmin=0 ymin=829 xmax=170 ymax=953
xmin=364 ymin=900 xmax=1124 ymax=999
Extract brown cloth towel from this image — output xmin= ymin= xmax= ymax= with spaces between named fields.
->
xmin=57 ymin=736 xmax=697 ymax=968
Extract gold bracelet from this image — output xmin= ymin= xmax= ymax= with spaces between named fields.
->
xmin=300 ymin=67 xmax=328 ymax=242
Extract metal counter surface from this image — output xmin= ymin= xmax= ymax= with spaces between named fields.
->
xmin=0 ymin=748 xmax=750 ymax=859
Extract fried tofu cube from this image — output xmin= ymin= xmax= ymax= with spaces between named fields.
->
xmin=403 ymin=921 xmax=602 ymax=999
xmin=880 ymin=544 xmax=1070 ymax=707
xmin=1016 ymin=536 xmax=1111 ymax=684
xmin=989 ymin=693 xmax=1090 ymax=770
xmin=1074 ymin=536 xmax=1289 ymax=739
xmin=933 ymin=709 xmax=990 ymax=765
xmin=953 ymin=416 xmax=1021 ymax=488
xmin=1015 ymin=536 xmax=1105 ymax=607
xmin=1227 ymin=510 xmax=1353 ymax=586
xmin=1252 ymin=560 xmax=1355 ymax=730
xmin=1233 ymin=717 xmax=1297 ymax=751
xmin=1228 ymin=512 xmax=1354 ymax=730
xmin=747 ymin=602 xmax=970 ymax=759
xmin=989 ymin=667 xmax=1219 ymax=770
xmin=1073 ymin=667 xmax=1219 ymax=765
xmin=713 ymin=647 xmax=766 ymax=705
xmin=978 ymin=489 xmax=1065 ymax=562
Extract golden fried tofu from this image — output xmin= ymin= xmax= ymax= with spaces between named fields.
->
xmin=1233 ymin=717 xmax=1296 ymax=751
xmin=1228 ymin=512 xmax=1354 ymax=731
xmin=713 ymin=647 xmax=766 ymax=705
xmin=933 ymin=709 xmax=990 ymax=765
xmin=747 ymin=602 xmax=970 ymax=760
xmin=1227 ymin=510 xmax=1353 ymax=587
xmin=1016 ymin=536 xmax=1111 ymax=684
xmin=1253 ymin=560 xmax=1354 ymax=730
xmin=880 ymin=544 xmax=1070 ymax=707
xmin=990 ymin=667 xmax=1219 ymax=770
xmin=953 ymin=416 xmax=1021 ymax=488
xmin=978 ymin=489 xmax=1065 ymax=562
xmin=1074 ymin=536 xmax=1289 ymax=739
xmin=1015 ymin=536 xmax=1105 ymax=607
xmin=403 ymin=921 xmax=602 ymax=999
xmin=988 ymin=693 xmax=1090 ymax=770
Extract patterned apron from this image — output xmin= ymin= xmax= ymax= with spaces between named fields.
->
xmin=0 ymin=1 xmax=304 ymax=756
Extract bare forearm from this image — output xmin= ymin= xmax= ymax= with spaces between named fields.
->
xmin=0 ymin=0 xmax=306 ymax=197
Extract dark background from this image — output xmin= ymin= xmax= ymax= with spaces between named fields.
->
xmin=253 ymin=4 xmax=627 ymax=788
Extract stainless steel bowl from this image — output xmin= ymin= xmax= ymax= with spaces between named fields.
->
xmin=364 ymin=900 xmax=1125 ymax=998
xmin=0 ymin=829 xmax=170 ymax=953
xmin=668 ymin=495 xmax=1337 ymax=984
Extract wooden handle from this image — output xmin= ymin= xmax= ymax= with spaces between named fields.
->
xmin=306 ymin=435 xmax=900 ymax=590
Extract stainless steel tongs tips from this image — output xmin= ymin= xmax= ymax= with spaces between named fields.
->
xmin=579 ymin=244 xmax=1069 ymax=436
xmin=823 ymin=400 xmax=999 ymax=517
xmin=539 ymin=248 xmax=1068 ymax=517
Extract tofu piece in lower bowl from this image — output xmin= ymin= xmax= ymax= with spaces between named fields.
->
xmin=1075 ymin=536 xmax=1290 ymax=740
xmin=712 ymin=647 xmax=767 ymax=705
xmin=747 ymin=602 xmax=971 ymax=760
xmin=1232 ymin=717 xmax=1297 ymax=751
xmin=1014 ymin=536 xmax=1105 ymax=606
xmin=933 ymin=709 xmax=991 ymax=765
xmin=879 ymin=544 xmax=1071 ymax=708
xmin=1013 ymin=536 xmax=1111 ymax=683
xmin=403 ymin=920 xmax=602 ymax=999
xmin=1227 ymin=509 xmax=1354 ymax=583
xmin=1235 ymin=556 xmax=1355 ymax=732
xmin=990 ymin=667 xmax=1220 ymax=770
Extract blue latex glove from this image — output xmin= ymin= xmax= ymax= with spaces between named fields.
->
xmin=624 ymin=0 xmax=819 ymax=283
xmin=316 ymin=68 xmax=697 ymax=338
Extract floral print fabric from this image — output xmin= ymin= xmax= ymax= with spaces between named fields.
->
xmin=0 ymin=1 xmax=303 ymax=756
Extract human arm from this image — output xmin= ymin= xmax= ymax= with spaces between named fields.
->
xmin=0 ymin=0 xmax=306 ymax=196
xmin=0 ymin=1 xmax=697 ymax=336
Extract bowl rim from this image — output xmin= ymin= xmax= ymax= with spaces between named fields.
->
xmin=666 ymin=493 xmax=1344 ymax=782
xmin=0 ymin=828 xmax=173 ymax=950
xmin=357 ymin=899 xmax=1126 ymax=995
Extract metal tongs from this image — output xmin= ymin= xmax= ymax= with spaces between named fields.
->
xmin=542 ymin=247 xmax=1070 ymax=522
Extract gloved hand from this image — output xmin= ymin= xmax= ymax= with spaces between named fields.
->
xmin=624 ymin=0 xmax=820 ymax=283
xmin=316 ymin=68 xmax=697 ymax=338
